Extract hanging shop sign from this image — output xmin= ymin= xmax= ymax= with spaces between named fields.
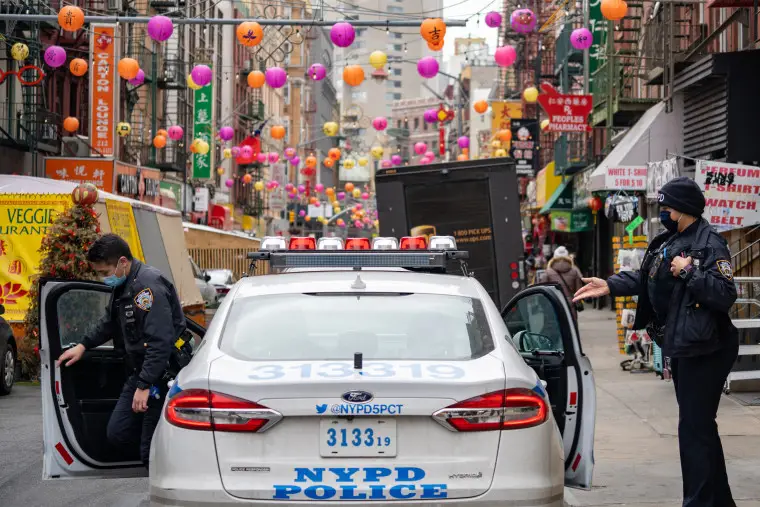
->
xmin=588 ymin=0 xmax=609 ymax=76
xmin=89 ymin=25 xmax=117 ymax=157
xmin=573 ymin=168 xmax=593 ymax=208
xmin=695 ymin=160 xmax=760 ymax=230
xmin=192 ymin=64 xmax=214 ymax=179
xmin=646 ymin=157 xmax=679 ymax=200
xmin=602 ymin=166 xmax=647 ymax=191
xmin=193 ymin=187 xmax=210 ymax=212
xmin=550 ymin=209 xmax=593 ymax=232
xmin=510 ymin=119 xmax=538 ymax=176
xmin=491 ymin=101 xmax=523 ymax=134
xmin=105 ymin=199 xmax=145 ymax=262
xmin=44 ymin=157 xmax=114 ymax=191
xmin=605 ymin=194 xmax=639 ymax=222
xmin=536 ymin=83 xmax=592 ymax=133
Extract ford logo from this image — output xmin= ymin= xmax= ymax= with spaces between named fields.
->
xmin=341 ymin=391 xmax=374 ymax=403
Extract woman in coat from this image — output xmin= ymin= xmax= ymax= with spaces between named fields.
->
xmin=545 ymin=246 xmax=583 ymax=318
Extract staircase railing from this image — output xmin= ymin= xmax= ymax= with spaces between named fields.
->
xmin=732 ymin=235 xmax=760 ymax=278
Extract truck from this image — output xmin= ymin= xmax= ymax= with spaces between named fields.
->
xmin=375 ymin=157 xmax=526 ymax=309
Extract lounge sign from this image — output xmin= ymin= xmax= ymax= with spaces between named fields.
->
xmin=89 ymin=25 xmax=117 ymax=157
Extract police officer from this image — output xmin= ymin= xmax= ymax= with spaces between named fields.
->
xmin=56 ymin=233 xmax=186 ymax=470
xmin=574 ymin=177 xmax=738 ymax=507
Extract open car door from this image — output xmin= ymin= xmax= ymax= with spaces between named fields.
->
xmin=40 ymin=280 xmax=205 ymax=479
xmin=501 ymin=285 xmax=596 ymax=490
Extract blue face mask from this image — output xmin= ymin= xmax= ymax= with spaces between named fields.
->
xmin=103 ymin=261 xmax=127 ymax=287
xmin=660 ymin=210 xmax=679 ymax=233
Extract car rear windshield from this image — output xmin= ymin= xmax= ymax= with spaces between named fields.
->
xmin=219 ymin=293 xmax=495 ymax=361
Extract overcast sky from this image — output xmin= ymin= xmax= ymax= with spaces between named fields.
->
xmin=443 ymin=0 xmax=500 ymax=58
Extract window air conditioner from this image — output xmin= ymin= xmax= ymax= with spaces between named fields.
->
xmin=61 ymin=136 xmax=90 ymax=157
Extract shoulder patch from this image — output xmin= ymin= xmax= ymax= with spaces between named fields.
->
xmin=716 ymin=259 xmax=733 ymax=280
xmin=134 ymin=288 xmax=154 ymax=311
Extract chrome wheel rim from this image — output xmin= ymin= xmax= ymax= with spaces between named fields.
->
xmin=4 ymin=349 xmax=13 ymax=387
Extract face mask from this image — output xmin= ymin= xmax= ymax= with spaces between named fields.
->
xmin=103 ymin=260 xmax=127 ymax=287
xmin=659 ymin=210 xmax=680 ymax=233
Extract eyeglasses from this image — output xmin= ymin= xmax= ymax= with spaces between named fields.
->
xmin=0 ymin=66 xmax=45 ymax=86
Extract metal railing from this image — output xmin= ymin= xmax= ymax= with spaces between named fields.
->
xmin=733 ymin=238 xmax=760 ymax=279
xmin=640 ymin=2 xmax=706 ymax=81
xmin=0 ymin=100 xmax=60 ymax=150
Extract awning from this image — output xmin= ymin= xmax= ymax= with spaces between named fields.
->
xmin=589 ymin=100 xmax=683 ymax=192
xmin=539 ymin=177 xmax=573 ymax=215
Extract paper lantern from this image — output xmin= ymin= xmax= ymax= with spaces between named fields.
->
xmin=371 ymin=146 xmax=384 ymax=158
xmin=345 ymin=182 xmax=355 ymax=192
xmin=457 ymin=154 xmax=468 ymax=161
xmin=328 ymin=148 xmax=342 ymax=160
xmin=352 ymin=188 xmax=362 ymax=199
xmin=571 ymin=28 xmax=593 ymax=50
xmin=343 ymin=65 xmax=365 ymax=87
xmin=128 ymin=69 xmax=145 ymax=86
xmin=298 ymin=209 xmax=306 ymax=217
xmin=284 ymin=147 xmax=296 ymax=159
xmin=153 ymin=135 xmax=167 ymax=148
xmin=116 ymin=122 xmax=131 ymax=137
xmin=70 ymin=58 xmax=88 ymax=77
xmin=305 ymin=155 xmax=317 ymax=168
xmin=218 ymin=126 xmax=234 ymax=141
xmin=414 ymin=142 xmax=428 ymax=155
xmin=270 ymin=125 xmax=286 ymax=140
xmin=225 ymin=179 xmax=234 ymax=188
xmin=247 ymin=70 xmax=265 ymax=88
xmin=420 ymin=18 xmax=447 ymax=44
xmin=381 ymin=160 xmax=392 ymax=168
xmin=242 ymin=174 xmax=253 ymax=184
xmin=361 ymin=192 xmax=370 ymax=200
xmin=309 ymin=63 xmax=326 ymax=81
xmin=71 ymin=183 xmax=98 ymax=206
xmin=168 ymin=125 xmax=183 ymax=141
xmin=314 ymin=183 xmax=325 ymax=193
xmin=268 ymin=152 xmax=279 ymax=163
xmin=419 ymin=157 xmax=431 ymax=165
xmin=523 ymin=86 xmax=539 ymax=103
xmin=494 ymin=45 xmax=517 ymax=67
xmin=44 ymin=46 xmax=67 ymax=68
xmin=290 ymin=156 xmax=300 ymax=166
xmin=265 ymin=67 xmax=287 ymax=88
xmin=541 ymin=119 xmax=550 ymax=131
xmin=254 ymin=181 xmax=264 ymax=191
xmin=330 ymin=22 xmax=356 ymax=48
xmin=187 ymin=74 xmax=201 ymax=90
xmin=231 ymin=146 xmax=241 ymax=158
xmin=324 ymin=158 xmax=335 ymax=168
xmin=298 ymin=184 xmax=306 ymax=194
xmin=497 ymin=129 xmax=512 ymax=142
xmin=589 ymin=196 xmax=604 ymax=212
xmin=457 ymin=136 xmax=469 ymax=149
xmin=147 ymin=15 xmax=174 ymax=42
xmin=491 ymin=140 xmax=502 ymax=149
xmin=427 ymin=39 xmax=444 ymax=51
xmin=417 ymin=57 xmax=439 ymax=79
xmin=343 ymin=159 xmax=356 ymax=169
xmin=494 ymin=148 xmax=507 ymax=157
xmin=157 ymin=129 xmax=168 ymax=138
xmin=511 ymin=9 xmax=537 ymax=33
xmin=196 ymin=140 xmax=210 ymax=155
xmin=216 ymin=167 xmax=225 ymax=176
xmin=485 ymin=11 xmax=502 ymax=28
xmin=256 ymin=152 xmax=267 ymax=163
xmin=63 ymin=117 xmax=79 ymax=133
xmin=285 ymin=183 xmax=295 ymax=192
xmin=473 ymin=100 xmax=489 ymax=114
xmin=323 ymin=121 xmax=339 ymax=137
xmin=424 ymin=109 xmax=438 ymax=124
xmin=601 ymin=0 xmax=628 ymax=21
xmin=391 ymin=154 xmax=402 ymax=166
xmin=354 ymin=220 xmax=362 ymax=228
xmin=425 ymin=151 xmax=435 ymax=159
xmin=58 ymin=6 xmax=85 ymax=32
xmin=117 ymin=57 xmax=140 ymax=80
xmin=236 ymin=21 xmax=264 ymax=47
xmin=369 ymin=51 xmax=388 ymax=69
xmin=223 ymin=148 xmax=232 ymax=159
xmin=358 ymin=157 xmax=369 ymax=167
xmin=11 ymin=43 xmax=29 ymax=62
xmin=372 ymin=117 xmax=388 ymax=131
xmin=191 ymin=65 xmax=212 ymax=87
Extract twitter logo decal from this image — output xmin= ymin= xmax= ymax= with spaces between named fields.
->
xmin=316 ymin=404 xmax=328 ymax=414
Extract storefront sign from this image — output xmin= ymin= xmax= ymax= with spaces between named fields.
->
xmin=646 ymin=157 xmax=679 ymax=200
xmin=491 ymin=101 xmax=523 ymax=135
xmin=588 ymin=0 xmax=609 ymax=76
xmin=193 ymin=187 xmax=210 ymax=212
xmin=192 ymin=65 xmax=214 ymax=179
xmin=550 ymin=209 xmax=593 ymax=232
xmin=159 ymin=181 xmax=182 ymax=210
xmin=536 ymin=84 xmax=592 ymax=133
xmin=695 ymin=160 xmax=760 ymax=230
xmin=573 ymin=168 xmax=593 ymax=208
xmin=604 ymin=166 xmax=647 ymax=191
xmin=44 ymin=157 xmax=114 ymax=190
xmin=105 ymin=199 xmax=145 ymax=261
xmin=0 ymin=194 xmax=72 ymax=321
xmin=510 ymin=119 xmax=538 ymax=176
xmin=89 ymin=25 xmax=117 ymax=157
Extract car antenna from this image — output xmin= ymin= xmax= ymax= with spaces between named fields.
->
xmin=354 ymin=352 xmax=363 ymax=370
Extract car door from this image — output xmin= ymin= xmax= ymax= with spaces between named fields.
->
xmin=501 ymin=285 xmax=596 ymax=490
xmin=40 ymin=279 xmax=205 ymax=480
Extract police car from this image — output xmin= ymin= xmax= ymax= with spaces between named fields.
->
xmin=40 ymin=236 xmax=595 ymax=506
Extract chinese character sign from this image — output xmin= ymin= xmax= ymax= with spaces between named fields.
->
xmin=536 ymin=83 xmax=592 ymax=133
xmin=192 ymin=65 xmax=214 ymax=179
xmin=89 ymin=25 xmax=116 ymax=157
xmin=588 ymin=0 xmax=609 ymax=76
xmin=490 ymin=101 xmax=523 ymax=135
xmin=510 ymin=119 xmax=538 ymax=176
xmin=696 ymin=160 xmax=760 ymax=231
xmin=44 ymin=157 xmax=114 ymax=190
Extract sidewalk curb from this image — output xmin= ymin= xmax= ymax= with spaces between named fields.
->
xmin=563 ymin=488 xmax=581 ymax=506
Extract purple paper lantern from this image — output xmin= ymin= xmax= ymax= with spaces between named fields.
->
xmin=284 ymin=147 xmax=296 ymax=159
xmin=44 ymin=46 xmax=67 ymax=68
xmin=268 ymin=152 xmax=279 ymax=163
xmin=457 ymin=136 xmax=470 ymax=149
xmin=424 ymin=109 xmax=438 ymax=124
xmin=257 ymin=152 xmax=267 ymax=163
xmin=290 ymin=156 xmax=300 ymax=166
xmin=417 ymin=57 xmax=439 ymax=79
xmin=231 ymin=146 xmax=241 ymax=158
xmin=330 ymin=22 xmax=356 ymax=48
xmin=128 ymin=69 xmax=145 ymax=86
xmin=147 ymin=15 xmax=174 ymax=42
xmin=191 ymin=64 xmax=212 ymax=87
xmin=414 ymin=142 xmax=427 ymax=155
xmin=225 ymin=178 xmax=234 ymax=188
xmin=218 ymin=126 xmax=234 ymax=141
xmin=309 ymin=63 xmax=327 ymax=81
xmin=337 ymin=191 xmax=346 ymax=200
xmin=265 ymin=67 xmax=287 ymax=88
xmin=494 ymin=45 xmax=517 ymax=68
xmin=511 ymin=9 xmax=537 ymax=33
xmin=571 ymin=28 xmax=593 ymax=50
xmin=485 ymin=11 xmax=503 ymax=28
xmin=372 ymin=117 xmax=388 ymax=131
xmin=391 ymin=154 xmax=402 ymax=166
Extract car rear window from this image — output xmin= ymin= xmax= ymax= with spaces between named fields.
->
xmin=219 ymin=293 xmax=495 ymax=361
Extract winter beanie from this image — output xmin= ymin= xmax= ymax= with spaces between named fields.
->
xmin=657 ymin=177 xmax=705 ymax=217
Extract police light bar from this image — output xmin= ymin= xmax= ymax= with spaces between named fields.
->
xmin=261 ymin=236 xmax=287 ymax=251
xmin=317 ymin=237 xmax=344 ymax=250
xmin=371 ymin=237 xmax=399 ymax=250
xmin=429 ymin=236 xmax=457 ymax=250
xmin=247 ymin=249 xmax=469 ymax=269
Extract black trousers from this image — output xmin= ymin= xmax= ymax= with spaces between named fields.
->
xmin=106 ymin=375 xmax=166 ymax=469
xmin=671 ymin=342 xmax=738 ymax=507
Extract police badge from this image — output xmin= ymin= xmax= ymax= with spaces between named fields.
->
xmin=134 ymin=288 xmax=154 ymax=311
xmin=716 ymin=260 xmax=733 ymax=280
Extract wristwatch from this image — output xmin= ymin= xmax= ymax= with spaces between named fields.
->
xmin=136 ymin=379 xmax=151 ymax=390
xmin=678 ymin=263 xmax=694 ymax=279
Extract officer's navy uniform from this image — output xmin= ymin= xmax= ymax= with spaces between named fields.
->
xmin=80 ymin=259 xmax=185 ymax=468
xmin=606 ymin=178 xmax=738 ymax=507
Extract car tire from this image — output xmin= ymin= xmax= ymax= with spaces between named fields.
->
xmin=0 ymin=338 xmax=15 ymax=396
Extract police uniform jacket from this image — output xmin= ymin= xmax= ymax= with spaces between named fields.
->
xmin=81 ymin=260 xmax=186 ymax=387
xmin=606 ymin=218 xmax=737 ymax=358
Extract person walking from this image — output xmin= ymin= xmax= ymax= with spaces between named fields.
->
xmin=545 ymin=246 xmax=584 ymax=318
xmin=574 ymin=177 xmax=738 ymax=507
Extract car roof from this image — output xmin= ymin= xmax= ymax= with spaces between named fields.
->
xmin=234 ymin=269 xmax=484 ymax=299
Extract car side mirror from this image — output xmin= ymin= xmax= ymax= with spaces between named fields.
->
xmin=204 ymin=274 xmax=211 ymax=282
xmin=0 ymin=304 xmax=4 ymax=315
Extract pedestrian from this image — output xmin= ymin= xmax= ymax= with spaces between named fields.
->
xmin=573 ymin=177 xmax=738 ymax=507
xmin=545 ymin=246 xmax=584 ymax=319
xmin=56 ymin=233 xmax=186 ymax=471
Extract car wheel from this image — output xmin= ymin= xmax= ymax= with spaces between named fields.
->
xmin=0 ymin=339 xmax=15 ymax=395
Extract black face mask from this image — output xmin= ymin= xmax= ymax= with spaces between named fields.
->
xmin=659 ymin=210 xmax=679 ymax=233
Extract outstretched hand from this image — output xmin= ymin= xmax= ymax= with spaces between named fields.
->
xmin=573 ymin=277 xmax=610 ymax=302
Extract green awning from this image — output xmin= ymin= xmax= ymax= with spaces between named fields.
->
xmin=539 ymin=178 xmax=574 ymax=215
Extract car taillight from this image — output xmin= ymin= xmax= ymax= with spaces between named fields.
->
xmin=399 ymin=236 xmax=427 ymax=250
xmin=345 ymin=237 xmax=371 ymax=250
xmin=289 ymin=237 xmax=316 ymax=250
xmin=432 ymin=389 xmax=547 ymax=432
xmin=217 ymin=287 xmax=230 ymax=295
xmin=165 ymin=389 xmax=282 ymax=432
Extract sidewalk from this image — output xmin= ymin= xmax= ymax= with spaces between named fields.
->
xmin=565 ymin=310 xmax=760 ymax=507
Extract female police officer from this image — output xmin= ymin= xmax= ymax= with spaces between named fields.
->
xmin=574 ymin=177 xmax=739 ymax=507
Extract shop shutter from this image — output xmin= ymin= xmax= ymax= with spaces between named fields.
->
xmin=682 ymin=77 xmax=728 ymax=161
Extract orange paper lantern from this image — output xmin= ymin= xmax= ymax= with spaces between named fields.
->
xmin=153 ymin=134 xmax=167 ymax=148
xmin=118 ymin=58 xmax=140 ymax=80
xmin=328 ymin=147 xmax=342 ymax=160
xmin=324 ymin=158 xmax=335 ymax=168
xmin=247 ymin=70 xmax=265 ymax=88
xmin=242 ymin=173 xmax=253 ymax=184
xmin=305 ymin=155 xmax=317 ymax=168
xmin=345 ymin=182 xmax=355 ymax=192
xmin=63 ymin=117 xmax=79 ymax=133
xmin=342 ymin=65 xmax=365 ymax=87
xmin=457 ymin=154 xmax=468 ymax=161
xmin=157 ymin=129 xmax=168 ymax=138
xmin=58 ymin=6 xmax=85 ymax=32
xmin=427 ymin=40 xmax=444 ymax=51
xmin=69 ymin=58 xmax=88 ymax=77
xmin=237 ymin=22 xmax=264 ymax=47
xmin=600 ymin=0 xmax=628 ymax=21
xmin=497 ymin=129 xmax=512 ymax=142
xmin=271 ymin=125 xmax=286 ymax=140
xmin=473 ymin=100 xmax=488 ymax=114
xmin=420 ymin=18 xmax=447 ymax=44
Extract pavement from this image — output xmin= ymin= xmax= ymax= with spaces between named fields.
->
xmin=1 ymin=309 xmax=760 ymax=506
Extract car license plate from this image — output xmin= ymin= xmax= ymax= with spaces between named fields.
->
xmin=319 ymin=419 xmax=397 ymax=458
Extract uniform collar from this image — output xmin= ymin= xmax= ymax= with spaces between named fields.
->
xmin=116 ymin=259 xmax=142 ymax=296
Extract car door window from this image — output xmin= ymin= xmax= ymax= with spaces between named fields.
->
xmin=57 ymin=289 xmax=112 ymax=348
xmin=504 ymin=293 xmax=563 ymax=353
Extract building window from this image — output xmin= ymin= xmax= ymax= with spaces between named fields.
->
xmin=393 ymin=68 xmax=402 ymax=76
xmin=388 ymin=6 xmax=403 ymax=13
xmin=394 ymin=93 xmax=402 ymax=100
xmin=397 ymin=119 xmax=402 ymax=128
xmin=387 ymin=92 xmax=398 ymax=102
xmin=394 ymin=80 xmax=402 ymax=88
xmin=393 ymin=44 xmax=403 ymax=51
xmin=423 ymin=121 xmax=428 ymax=131
xmin=393 ymin=32 xmax=403 ymax=39
xmin=351 ymin=91 xmax=367 ymax=101
xmin=414 ymin=118 xmax=419 ymax=129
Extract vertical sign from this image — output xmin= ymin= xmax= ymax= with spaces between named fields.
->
xmin=89 ymin=25 xmax=116 ymax=157
xmin=192 ymin=65 xmax=214 ymax=179
xmin=588 ymin=0 xmax=609 ymax=77
xmin=509 ymin=119 xmax=538 ymax=176
xmin=490 ymin=101 xmax=523 ymax=135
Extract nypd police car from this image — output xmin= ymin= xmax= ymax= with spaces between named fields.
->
xmin=39 ymin=235 xmax=595 ymax=506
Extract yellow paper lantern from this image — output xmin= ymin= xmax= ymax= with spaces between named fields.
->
xmin=540 ymin=119 xmax=550 ymax=131
xmin=494 ymin=148 xmax=507 ymax=157
xmin=369 ymin=51 xmax=388 ymax=70
xmin=491 ymin=140 xmax=502 ymax=149
xmin=116 ymin=122 xmax=132 ymax=137
xmin=343 ymin=159 xmax=356 ymax=169
xmin=352 ymin=188 xmax=361 ymax=198
xmin=223 ymin=148 xmax=232 ymax=159
xmin=323 ymin=122 xmax=339 ymax=137
xmin=187 ymin=74 xmax=202 ymax=90
xmin=254 ymin=181 xmax=264 ymax=191
xmin=195 ymin=139 xmax=210 ymax=155
xmin=371 ymin=146 xmax=384 ymax=158
xmin=357 ymin=156 xmax=369 ymax=167
xmin=11 ymin=43 xmax=29 ymax=62
xmin=523 ymin=86 xmax=539 ymax=103
xmin=216 ymin=167 xmax=225 ymax=176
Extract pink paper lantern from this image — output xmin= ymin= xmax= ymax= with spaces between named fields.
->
xmin=361 ymin=192 xmax=369 ymax=200
xmin=253 ymin=152 xmax=265 ymax=163
xmin=494 ymin=45 xmax=517 ymax=67
xmin=457 ymin=136 xmax=470 ymax=149
xmin=309 ymin=63 xmax=327 ymax=81
xmin=218 ymin=126 xmax=234 ymax=141
xmin=268 ymin=152 xmax=279 ymax=163
xmin=571 ymin=28 xmax=593 ymax=50
xmin=168 ymin=125 xmax=183 ymax=141
xmin=424 ymin=109 xmax=438 ymax=124
xmin=391 ymin=155 xmax=402 ymax=166
xmin=299 ymin=210 xmax=306 ymax=217
xmin=337 ymin=191 xmax=346 ymax=200
xmin=414 ymin=142 xmax=427 ymax=155
xmin=240 ymin=146 xmax=253 ymax=158
xmin=290 ymin=156 xmax=300 ymax=166
xmin=372 ymin=117 xmax=388 ymax=131
xmin=511 ymin=9 xmax=537 ymax=33
xmin=284 ymin=147 xmax=296 ymax=159
xmin=485 ymin=11 xmax=502 ymax=28
xmin=355 ymin=203 xmax=363 ymax=210
xmin=191 ymin=64 xmax=212 ymax=86
xmin=265 ymin=67 xmax=287 ymax=88
xmin=297 ymin=184 xmax=306 ymax=193
xmin=424 ymin=151 xmax=435 ymax=159
xmin=271 ymin=180 xmax=280 ymax=188
xmin=231 ymin=146 xmax=241 ymax=157
xmin=330 ymin=22 xmax=356 ymax=48
xmin=354 ymin=220 xmax=363 ymax=228
xmin=285 ymin=183 xmax=295 ymax=192
xmin=128 ymin=69 xmax=145 ymax=86
xmin=381 ymin=160 xmax=392 ymax=168
xmin=419 ymin=157 xmax=431 ymax=165
xmin=288 ymin=192 xmax=297 ymax=199
xmin=225 ymin=178 xmax=234 ymax=188
xmin=417 ymin=57 xmax=439 ymax=79
xmin=147 ymin=15 xmax=174 ymax=42
xmin=315 ymin=183 xmax=325 ymax=192
xmin=44 ymin=46 xmax=67 ymax=68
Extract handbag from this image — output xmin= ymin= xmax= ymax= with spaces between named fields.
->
xmin=556 ymin=271 xmax=584 ymax=313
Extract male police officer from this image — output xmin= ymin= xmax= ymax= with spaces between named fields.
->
xmin=57 ymin=233 xmax=186 ymax=470
xmin=575 ymin=177 xmax=738 ymax=507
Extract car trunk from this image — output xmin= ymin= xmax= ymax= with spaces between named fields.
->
xmin=208 ymin=354 xmax=506 ymax=501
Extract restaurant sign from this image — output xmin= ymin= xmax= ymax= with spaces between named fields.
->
xmin=510 ymin=119 xmax=538 ymax=176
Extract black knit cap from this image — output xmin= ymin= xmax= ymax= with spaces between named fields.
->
xmin=657 ymin=176 xmax=705 ymax=217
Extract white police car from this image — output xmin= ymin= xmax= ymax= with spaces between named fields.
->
xmin=40 ymin=236 xmax=595 ymax=506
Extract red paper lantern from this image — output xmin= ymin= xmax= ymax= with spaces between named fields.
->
xmin=72 ymin=183 xmax=99 ymax=206
xmin=588 ymin=196 xmax=603 ymax=212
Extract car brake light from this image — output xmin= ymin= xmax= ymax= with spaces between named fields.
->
xmin=217 ymin=287 xmax=230 ymax=295
xmin=345 ymin=237 xmax=371 ymax=250
xmin=288 ymin=237 xmax=316 ymax=250
xmin=432 ymin=388 xmax=547 ymax=432
xmin=399 ymin=236 xmax=427 ymax=250
xmin=165 ymin=389 xmax=282 ymax=432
